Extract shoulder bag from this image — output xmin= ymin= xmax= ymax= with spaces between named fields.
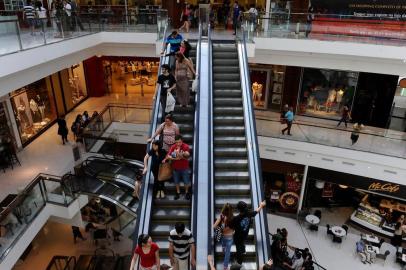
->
xmin=157 ymin=162 xmax=172 ymax=181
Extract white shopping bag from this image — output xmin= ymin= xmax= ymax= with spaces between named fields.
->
xmin=165 ymin=91 xmax=176 ymax=113
xmin=192 ymin=79 xmax=198 ymax=93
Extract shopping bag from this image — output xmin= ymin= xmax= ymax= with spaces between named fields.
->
xmin=165 ymin=92 xmax=176 ymax=113
xmin=192 ymin=79 xmax=198 ymax=92
xmin=157 ymin=163 xmax=172 ymax=181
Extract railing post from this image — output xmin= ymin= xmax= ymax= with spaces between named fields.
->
xmin=15 ymin=20 xmax=23 ymax=51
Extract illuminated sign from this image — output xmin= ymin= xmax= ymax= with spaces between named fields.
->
xmin=368 ymin=182 xmax=400 ymax=193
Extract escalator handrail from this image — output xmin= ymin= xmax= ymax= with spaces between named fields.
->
xmin=238 ymin=27 xmax=271 ymax=266
xmin=63 ymin=256 xmax=77 ymax=270
xmin=134 ymin=21 xmax=171 ymax=242
xmin=207 ymin=22 xmax=215 ymax=259
xmin=190 ymin=23 xmax=203 ymax=270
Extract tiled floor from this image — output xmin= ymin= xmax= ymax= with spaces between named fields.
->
xmin=12 ymin=221 xmax=133 ymax=270
xmin=268 ymin=210 xmax=399 ymax=270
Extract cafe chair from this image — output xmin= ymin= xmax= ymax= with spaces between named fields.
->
xmin=342 ymin=224 xmax=349 ymax=239
xmin=314 ymin=209 xmax=322 ymax=219
xmin=326 ymin=224 xmax=334 ymax=238
xmin=378 ymin=239 xmax=385 ymax=248
xmin=376 ymin=250 xmax=390 ymax=266
xmin=333 ymin=235 xmax=342 ymax=244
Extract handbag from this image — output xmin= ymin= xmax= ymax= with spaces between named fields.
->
xmin=157 ymin=162 xmax=172 ymax=181
xmin=214 ymin=215 xmax=225 ymax=242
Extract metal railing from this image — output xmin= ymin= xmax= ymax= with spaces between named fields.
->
xmin=240 ymin=11 xmax=406 ymax=46
xmin=0 ymin=174 xmax=76 ymax=262
xmin=134 ymin=20 xmax=169 ymax=248
xmin=82 ymin=103 xmax=153 ymax=152
xmin=0 ymin=9 xmax=167 ymax=56
xmin=238 ymin=26 xmax=271 ymax=266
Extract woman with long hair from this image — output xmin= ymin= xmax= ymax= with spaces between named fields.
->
xmin=175 ymin=52 xmax=195 ymax=107
xmin=213 ymin=203 xmax=235 ymax=270
xmin=179 ymin=4 xmax=192 ymax=32
xmin=143 ymin=140 xmax=167 ymax=199
xmin=130 ymin=234 xmax=160 ymax=270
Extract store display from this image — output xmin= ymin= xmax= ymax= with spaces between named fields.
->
xmin=298 ymin=68 xmax=358 ymax=119
xmin=252 ymin=82 xmax=264 ymax=106
xmin=10 ymin=79 xmax=57 ymax=145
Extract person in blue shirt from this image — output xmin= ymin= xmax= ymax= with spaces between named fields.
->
xmin=162 ymin=31 xmax=183 ymax=70
xmin=232 ymin=1 xmax=241 ymax=35
xmin=282 ymin=107 xmax=294 ymax=135
xmin=356 ymin=240 xmax=372 ymax=264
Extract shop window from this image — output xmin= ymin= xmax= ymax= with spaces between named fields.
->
xmin=101 ymin=58 xmax=160 ymax=99
xmin=0 ymin=102 xmax=16 ymax=149
xmin=10 ymin=79 xmax=57 ymax=145
xmin=298 ymin=68 xmax=358 ymax=120
xmin=61 ymin=63 xmax=88 ymax=112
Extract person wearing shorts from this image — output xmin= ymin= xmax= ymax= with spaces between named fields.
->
xmin=163 ymin=135 xmax=191 ymax=200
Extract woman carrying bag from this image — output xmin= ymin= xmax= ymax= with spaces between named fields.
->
xmin=143 ymin=140 xmax=168 ymax=199
xmin=213 ymin=203 xmax=235 ymax=270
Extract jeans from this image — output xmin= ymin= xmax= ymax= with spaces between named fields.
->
xmin=173 ymin=169 xmax=190 ymax=185
xmin=222 ymin=236 xmax=233 ymax=269
xmin=282 ymin=120 xmax=292 ymax=135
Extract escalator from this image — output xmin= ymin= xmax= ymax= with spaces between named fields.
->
xmin=210 ymin=37 xmax=269 ymax=269
xmin=147 ymin=41 xmax=198 ymax=263
xmin=47 ymin=254 xmax=132 ymax=270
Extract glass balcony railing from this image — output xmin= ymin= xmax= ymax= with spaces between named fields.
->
xmin=0 ymin=174 xmax=76 ymax=262
xmin=81 ymin=103 xmax=152 ymax=152
xmin=240 ymin=11 xmax=406 ymax=46
xmin=255 ymin=114 xmax=406 ymax=158
xmin=0 ymin=8 xmax=168 ymax=56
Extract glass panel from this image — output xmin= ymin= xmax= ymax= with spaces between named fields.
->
xmin=10 ymin=78 xmax=58 ymax=145
xmin=0 ymin=181 xmax=45 ymax=260
xmin=43 ymin=178 xmax=73 ymax=205
xmin=0 ymin=18 xmax=21 ymax=56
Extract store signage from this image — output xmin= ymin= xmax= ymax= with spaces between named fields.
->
xmin=311 ymin=0 xmax=406 ymax=16
xmin=368 ymin=182 xmax=400 ymax=193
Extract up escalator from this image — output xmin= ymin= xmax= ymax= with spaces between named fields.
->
xmin=47 ymin=254 xmax=132 ymax=270
xmin=210 ymin=39 xmax=269 ymax=269
xmin=148 ymin=41 xmax=198 ymax=262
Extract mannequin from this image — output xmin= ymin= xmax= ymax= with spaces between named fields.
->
xmin=36 ymin=95 xmax=45 ymax=120
xmin=252 ymin=82 xmax=263 ymax=106
xmin=17 ymin=98 xmax=29 ymax=128
xmin=336 ymin=89 xmax=344 ymax=103
xmin=30 ymin=99 xmax=41 ymax=122
xmin=326 ymin=89 xmax=337 ymax=112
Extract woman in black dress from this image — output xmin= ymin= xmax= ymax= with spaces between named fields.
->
xmin=57 ymin=115 xmax=68 ymax=144
xmin=143 ymin=140 xmax=167 ymax=199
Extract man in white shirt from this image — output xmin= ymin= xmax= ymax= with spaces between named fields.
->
xmin=248 ymin=4 xmax=258 ymax=29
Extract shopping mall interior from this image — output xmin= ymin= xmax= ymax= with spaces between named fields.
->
xmin=0 ymin=0 xmax=406 ymax=270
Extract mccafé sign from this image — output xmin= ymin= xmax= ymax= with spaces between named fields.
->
xmin=368 ymin=182 xmax=400 ymax=193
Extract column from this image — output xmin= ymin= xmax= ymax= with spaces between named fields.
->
xmin=297 ymin=164 xmax=308 ymax=215
xmin=263 ymin=0 xmax=271 ymax=32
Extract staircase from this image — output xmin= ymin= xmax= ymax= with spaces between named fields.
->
xmin=148 ymin=43 xmax=197 ymax=263
xmin=212 ymin=42 xmax=257 ymax=270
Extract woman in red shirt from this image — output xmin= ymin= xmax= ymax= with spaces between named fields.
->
xmin=130 ymin=234 xmax=160 ymax=270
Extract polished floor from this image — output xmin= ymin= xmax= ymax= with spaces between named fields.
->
xmin=12 ymin=221 xmax=132 ymax=270
xmin=268 ymin=209 xmax=399 ymax=270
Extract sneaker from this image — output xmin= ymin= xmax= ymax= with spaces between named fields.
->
xmin=174 ymin=193 xmax=180 ymax=200
xmin=156 ymin=191 xmax=161 ymax=199
xmin=160 ymin=190 xmax=165 ymax=198
xmin=185 ymin=192 xmax=191 ymax=200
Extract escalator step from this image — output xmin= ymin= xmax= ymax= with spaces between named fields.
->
xmin=213 ymin=90 xmax=242 ymax=98
xmin=214 ymin=147 xmax=247 ymax=157
xmin=213 ymin=81 xmax=241 ymax=89
xmin=214 ymin=136 xmax=246 ymax=145
xmin=214 ymin=158 xmax=248 ymax=169
xmin=214 ymin=116 xmax=244 ymax=125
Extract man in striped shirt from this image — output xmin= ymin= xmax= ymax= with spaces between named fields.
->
xmin=23 ymin=0 xmax=35 ymax=35
xmin=168 ymin=222 xmax=196 ymax=270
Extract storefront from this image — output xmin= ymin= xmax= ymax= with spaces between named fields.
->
xmin=9 ymin=62 xmax=88 ymax=147
xmin=84 ymin=56 xmax=160 ymax=100
xmin=304 ymin=167 xmax=406 ymax=239
xmin=262 ymin=159 xmax=305 ymax=214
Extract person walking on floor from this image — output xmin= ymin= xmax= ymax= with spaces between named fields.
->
xmin=232 ymin=1 xmax=241 ymax=35
xmin=57 ymin=115 xmax=69 ymax=144
xmin=175 ymin=52 xmax=196 ymax=107
xmin=71 ymin=226 xmax=86 ymax=243
xmin=232 ymin=200 xmax=266 ymax=264
xmin=350 ymin=123 xmax=363 ymax=145
xmin=156 ymin=64 xmax=177 ymax=121
xmin=282 ymin=107 xmax=294 ymax=135
xmin=23 ymin=0 xmax=36 ymax=35
xmin=148 ymin=114 xmax=179 ymax=152
xmin=213 ymin=203 xmax=234 ymax=270
xmin=168 ymin=222 xmax=196 ymax=270
xmin=130 ymin=234 xmax=160 ymax=270
xmin=337 ymin=105 xmax=351 ymax=128
xmin=163 ymin=135 xmax=191 ymax=200
xmin=143 ymin=140 xmax=167 ymax=199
